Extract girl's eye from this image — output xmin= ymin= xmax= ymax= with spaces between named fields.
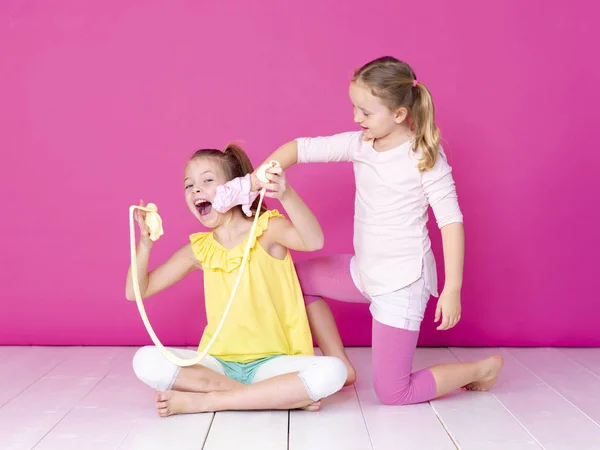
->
xmin=204 ymin=179 xmax=213 ymax=183
xmin=185 ymin=184 xmax=193 ymax=189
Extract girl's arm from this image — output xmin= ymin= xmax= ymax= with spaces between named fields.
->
xmin=251 ymin=141 xmax=299 ymax=191
xmin=252 ymin=133 xmax=359 ymax=190
xmin=259 ymin=165 xmax=324 ymax=252
xmin=263 ymin=140 xmax=299 ymax=171
xmin=125 ymin=203 xmax=200 ymax=301
xmin=125 ymin=243 xmax=200 ymax=301
xmin=440 ymin=222 xmax=464 ymax=293
xmin=421 ymin=148 xmax=464 ymax=330
xmin=434 ymin=222 xmax=464 ymax=330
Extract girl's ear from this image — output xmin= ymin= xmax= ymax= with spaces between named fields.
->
xmin=394 ymin=106 xmax=408 ymax=124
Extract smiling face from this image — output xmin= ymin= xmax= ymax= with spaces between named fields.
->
xmin=349 ymin=81 xmax=408 ymax=141
xmin=184 ymin=156 xmax=228 ymax=228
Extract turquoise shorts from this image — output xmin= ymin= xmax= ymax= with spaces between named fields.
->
xmin=213 ymin=355 xmax=282 ymax=384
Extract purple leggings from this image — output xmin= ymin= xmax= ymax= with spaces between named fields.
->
xmin=296 ymin=254 xmax=437 ymax=405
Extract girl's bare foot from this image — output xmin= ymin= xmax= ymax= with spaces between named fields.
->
xmin=463 ymin=355 xmax=503 ymax=391
xmin=154 ymin=390 xmax=208 ymax=417
xmin=155 ymin=391 xmax=320 ymax=416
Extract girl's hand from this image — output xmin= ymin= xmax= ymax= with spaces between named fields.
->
xmin=258 ymin=165 xmax=289 ymax=200
xmin=435 ymin=288 xmax=461 ymax=330
xmin=135 ymin=200 xmax=153 ymax=249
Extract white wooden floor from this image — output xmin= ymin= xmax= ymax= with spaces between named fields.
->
xmin=2 ymin=346 xmax=600 ymax=450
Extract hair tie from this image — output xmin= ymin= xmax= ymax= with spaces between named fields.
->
xmin=413 ymin=79 xmax=418 ymax=88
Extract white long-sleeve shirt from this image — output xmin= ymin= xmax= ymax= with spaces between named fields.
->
xmin=296 ymin=131 xmax=463 ymax=297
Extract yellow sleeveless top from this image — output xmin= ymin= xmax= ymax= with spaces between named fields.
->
xmin=190 ymin=210 xmax=314 ymax=363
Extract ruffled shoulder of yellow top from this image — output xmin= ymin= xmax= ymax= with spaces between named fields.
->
xmin=189 ymin=209 xmax=284 ymax=272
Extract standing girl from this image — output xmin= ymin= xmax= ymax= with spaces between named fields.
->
xmin=256 ymin=56 xmax=503 ymax=405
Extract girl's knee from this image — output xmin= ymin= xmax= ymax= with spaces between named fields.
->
xmin=298 ymin=356 xmax=347 ymax=401
xmin=132 ymin=346 xmax=160 ymax=386
xmin=132 ymin=346 xmax=179 ymax=391
xmin=374 ymin=382 xmax=408 ymax=405
xmin=373 ymin=368 xmax=436 ymax=406
xmin=327 ymin=357 xmax=349 ymax=391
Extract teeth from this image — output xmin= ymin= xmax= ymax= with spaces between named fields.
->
xmin=194 ymin=199 xmax=209 ymax=206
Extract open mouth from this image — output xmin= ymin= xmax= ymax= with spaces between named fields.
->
xmin=194 ymin=199 xmax=212 ymax=217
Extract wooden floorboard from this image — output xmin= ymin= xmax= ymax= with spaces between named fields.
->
xmin=347 ymin=347 xmax=455 ymax=450
xmin=419 ymin=348 xmax=541 ymax=450
xmin=1 ymin=346 xmax=599 ymax=449
xmin=452 ymin=347 xmax=600 ymax=450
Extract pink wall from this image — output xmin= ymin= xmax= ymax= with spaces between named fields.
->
xmin=1 ymin=0 xmax=598 ymax=347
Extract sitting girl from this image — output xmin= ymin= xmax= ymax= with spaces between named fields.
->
xmin=126 ymin=144 xmax=347 ymax=416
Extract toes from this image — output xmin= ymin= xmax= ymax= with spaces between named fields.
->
xmin=301 ymin=401 xmax=321 ymax=412
xmin=466 ymin=385 xmax=485 ymax=392
xmin=308 ymin=401 xmax=321 ymax=411
xmin=157 ymin=403 xmax=170 ymax=417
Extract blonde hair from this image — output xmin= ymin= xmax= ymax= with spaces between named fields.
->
xmin=189 ymin=143 xmax=266 ymax=216
xmin=353 ymin=56 xmax=440 ymax=172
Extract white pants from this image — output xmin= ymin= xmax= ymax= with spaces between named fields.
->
xmin=132 ymin=346 xmax=347 ymax=402
xmin=350 ymin=256 xmax=431 ymax=331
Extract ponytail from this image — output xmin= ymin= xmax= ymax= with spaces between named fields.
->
xmin=353 ymin=56 xmax=441 ymax=172
xmin=223 ymin=143 xmax=267 ymax=216
xmin=223 ymin=143 xmax=255 ymax=178
xmin=411 ymin=83 xmax=440 ymax=172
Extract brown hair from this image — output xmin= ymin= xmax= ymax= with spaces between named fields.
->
xmin=353 ymin=56 xmax=440 ymax=172
xmin=189 ymin=143 xmax=266 ymax=216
